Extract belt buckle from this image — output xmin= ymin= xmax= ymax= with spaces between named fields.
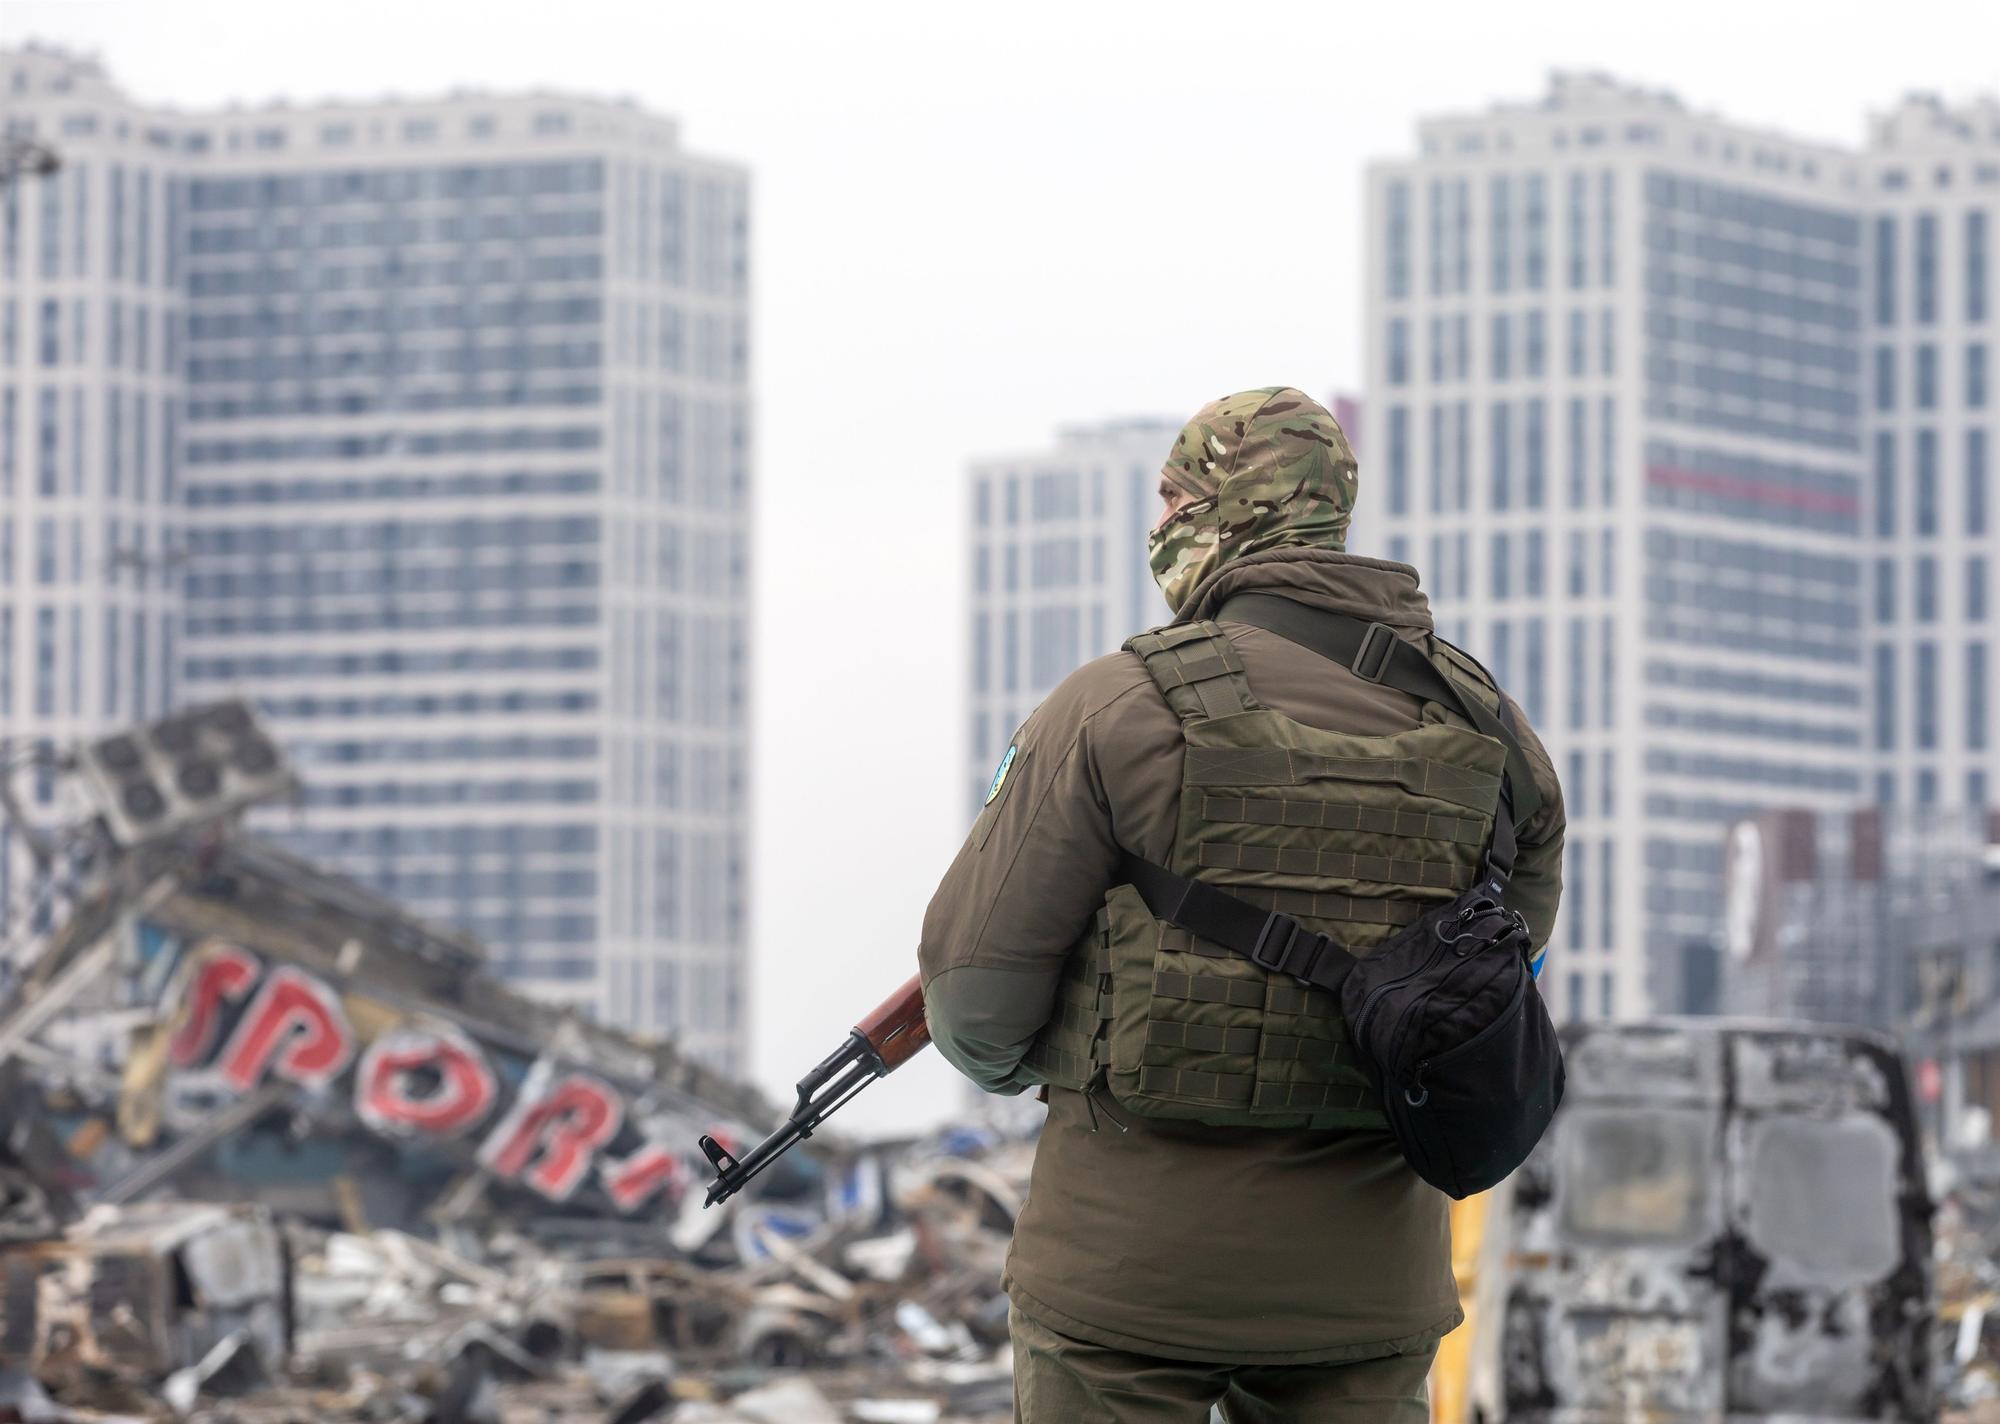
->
xmin=1250 ymin=914 xmax=1326 ymax=984
xmin=1351 ymin=622 xmax=1397 ymax=683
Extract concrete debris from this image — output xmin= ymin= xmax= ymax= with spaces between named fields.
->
xmin=0 ymin=1112 xmax=1027 ymax=1421
xmin=0 ymin=818 xmax=1039 ymax=1418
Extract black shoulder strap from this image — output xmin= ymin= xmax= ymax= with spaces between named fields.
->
xmin=1120 ymin=852 xmax=1360 ymax=997
xmin=1215 ymin=592 xmax=1545 ymax=836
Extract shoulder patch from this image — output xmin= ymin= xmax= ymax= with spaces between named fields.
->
xmin=984 ymin=744 xmax=1019 ymax=806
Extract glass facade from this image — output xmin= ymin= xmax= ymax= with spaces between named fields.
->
xmin=0 ymin=47 xmax=753 ymax=1070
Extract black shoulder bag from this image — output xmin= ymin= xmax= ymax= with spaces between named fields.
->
xmin=1118 ymin=593 xmax=1564 ymax=1199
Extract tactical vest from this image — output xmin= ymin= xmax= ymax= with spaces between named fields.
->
xmin=1023 ymin=619 xmax=1512 ymax=1130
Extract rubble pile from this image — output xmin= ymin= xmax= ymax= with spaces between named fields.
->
xmin=0 ymin=829 xmax=1028 ymax=1423
xmin=0 ymin=1128 xmax=1032 ymax=1423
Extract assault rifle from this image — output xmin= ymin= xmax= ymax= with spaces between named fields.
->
xmin=697 ymin=972 xmax=931 ymax=1207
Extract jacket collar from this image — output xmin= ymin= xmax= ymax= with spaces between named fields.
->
xmin=1172 ymin=547 xmax=1434 ymax=631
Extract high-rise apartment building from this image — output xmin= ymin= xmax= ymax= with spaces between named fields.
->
xmin=0 ymin=45 xmax=751 ymax=1070
xmin=0 ymin=48 xmax=185 ymax=932
xmin=1365 ymin=73 xmax=1875 ymax=1021
xmin=965 ymin=418 xmax=1179 ymax=818
xmin=1864 ymin=98 xmax=2000 ymax=813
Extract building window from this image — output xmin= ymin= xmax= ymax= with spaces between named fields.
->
xmin=1970 ymin=643 xmax=1989 ymax=751
xmin=1519 ymin=174 xmax=1546 ymax=291
xmin=1567 ymin=309 xmax=1586 ymax=376
xmin=1598 ymin=171 xmax=1615 ymax=285
xmin=36 ymin=389 xmax=55 ymax=496
xmin=1453 ymin=314 xmax=1470 ymax=381
xmin=1489 ymin=402 xmax=1512 ymax=510
xmin=1489 ymin=174 xmax=1512 ymax=294
xmin=1387 ymin=317 xmax=1409 ymax=386
xmin=1916 ymin=344 xmax=1938 ymax=409
xmin=1567 ymin=171 xmax=1587 ymax=289
xmin=1525 ymin=529 xmax=1545 ymax=598
xmin=1567 ymin=530 xmax=1586 ymax=596
xmin=1874 ymin=432 xmax=1897 ymax=537
xmin=1386 ymin=406 xmax=1409 ymax=516
xmin=1599 ymin=841 xmax=1615 ymax=957
xmin=1874 ymin=557 xmax=1896 ymax=623
xmin=1566 ymin=618 xmax=1587 ymax=729
xmin=1971 ymin=430 xmax=1989 ymax=534
xmin=1918 ymin=641 xmax=1938 ymax=749
xmin=1490 ymin=532 xmax=1511 ymax=600
xmin=1917 ymin=556 xmax=1938 ymax=622
xmin=33 ymin=609 xmax=55 ymax=717
xmin=1971 ymin=555 xmax=1990 ymax=623
xmin=1566 ymin=397 xmax=1587 ymax=508
xmin=1971 ymin=770 xmax=1989 ymax=806
xmin=1454 ymin=402 xmax=1470 ymax=511
xmin=1599 ymin=396 xmax=1616 ymax=503
xmin=1599 ymin=614 xmax=1615 ymax=726
xmin=1970 ymin=210 xmax=1989 ymax=323
xmin=1918 ymin=769 xmax=1939 ymax=806
xmin=1916 ymin=212 xmax=1939 ymax=324
xmin=1972 ymin=344 xmax=1991 ymax=410
xmin=1873 ymin=644 xmax=1896 ymax=750
xmin=1490 ymin=312 xmax=1511 ymax=381
xmin=1426 ymin=179 xmax=1445 ymax=297
xmin=1524 ymin=310 xmax=1546 ymax=378
xmin=1874 ymin=345 xmax=1896 ymax=411
xmin=1385 ymin=180 xmax=1410 ymax=300
xmin=1426 ymin=406 xmax=1446 ymax=514
xmin=1523 ymin=399 xmax=1546 ymax=509
xmin=1524 ymin=619 xmax=1546 ymax=723
xmin=1453 ymin=179 xmax=1471 ymax=293
xmin=1917 ymin=430 xmax=1939 ymax=535
xmin=1427 ymin=315 xmax=1445 ymax=382
xmin=1875 ymin=215 xmax=1897 ymax=326
xmin=1598 ymin=308 xmax=1615 ymax=376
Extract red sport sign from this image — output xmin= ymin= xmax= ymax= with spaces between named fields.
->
xmin=164 ymin=942 xmax=697 ymax=1211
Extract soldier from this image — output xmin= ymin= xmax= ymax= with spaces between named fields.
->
xmin=918 ymin=387 xmax=1565 ymax=1423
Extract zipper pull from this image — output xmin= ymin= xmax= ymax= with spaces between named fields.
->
xmin=1404 ymin=1066 xmax=1430 ymax=1109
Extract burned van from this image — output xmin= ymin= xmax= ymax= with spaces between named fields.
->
xmin=1447 ymin=1020 xmax=1934 ymax=1423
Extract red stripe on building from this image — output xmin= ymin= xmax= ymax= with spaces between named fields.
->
xmin=1646 ymin=464 xmax=1858 ymax=518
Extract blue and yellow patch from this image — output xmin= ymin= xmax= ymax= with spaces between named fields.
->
xmin=985 ymin=744 xmax=1018 ymax=806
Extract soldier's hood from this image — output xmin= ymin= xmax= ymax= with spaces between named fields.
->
xmin=1174 ymin=546 xmax=1434 ymax=631
xmin=1148 ymin=387 xmax=1360 ymax=615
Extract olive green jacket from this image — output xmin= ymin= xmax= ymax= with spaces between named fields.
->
xmin=917 ymin=548 xmax=1565 ymax=1362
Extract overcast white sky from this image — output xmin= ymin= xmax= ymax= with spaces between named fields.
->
xmin=7 ymin=0 xmax=2000 ymax=1130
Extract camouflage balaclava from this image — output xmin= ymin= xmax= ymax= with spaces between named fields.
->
xmin=1147 ymin=386 xmax=1359 ymax=614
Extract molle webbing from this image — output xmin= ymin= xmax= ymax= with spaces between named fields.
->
xmin=1020 ymin=913 xmax=1112 ymax=1089
xmin=1125 ymin=625 xmax=1260 ymax=722
xmin=1201 ymin=796 xmax=1489 ymax=846
xmin=1183 ymin=748 xmax=1502 ymax=813
xmin=1195 ymin=843 xmax=1465 ymax=890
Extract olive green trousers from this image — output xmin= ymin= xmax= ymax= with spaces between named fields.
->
xmin=1010 ymin=1305 xmax=1435 ymax=1424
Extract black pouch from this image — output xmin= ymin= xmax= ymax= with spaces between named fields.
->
xmin=1342 ymin=888 xmax=1563 ymax=1199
